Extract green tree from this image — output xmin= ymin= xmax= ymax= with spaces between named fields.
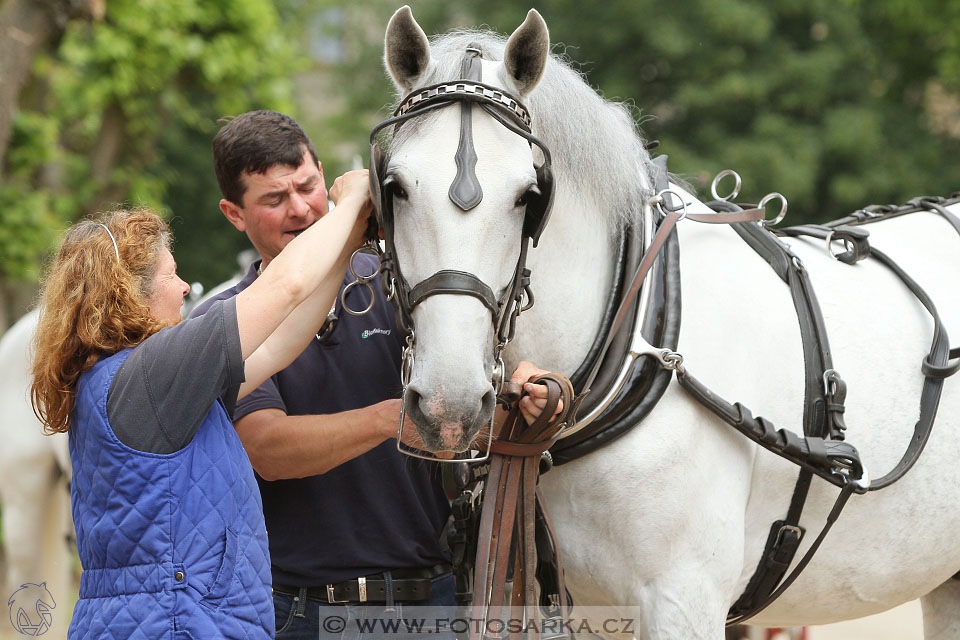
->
xmin=0 ymin=0 xmax=308 ymax=326
xmin=324 ymin=1 xmax=960 ymax=224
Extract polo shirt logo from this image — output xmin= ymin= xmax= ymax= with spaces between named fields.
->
xmin=361 ymin=328 xmax=392 ymax=339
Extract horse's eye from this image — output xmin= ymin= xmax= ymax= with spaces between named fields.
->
xmin=516 ymin=186 xmax=540 ymax=208
xmin=390 ymin=184 xmax=408 ymax=201
xmin=383 ymin=175 xmax=407 ymax=201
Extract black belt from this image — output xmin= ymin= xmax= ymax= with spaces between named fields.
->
xmin=273 ymin=564 xmax=451 ymax=604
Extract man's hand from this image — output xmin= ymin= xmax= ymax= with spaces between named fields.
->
xmin=509 ymin=361 xmax=564 ymax=425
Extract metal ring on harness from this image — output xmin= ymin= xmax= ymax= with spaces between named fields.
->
xmin=711 ymin=169 xmax=742 ymax=202
xmin=340 ymin=246 xmax=381 ymax=316
xmin=759 ymin=192 xmax=788 ymax=227
xmin=340 ymin=281 xmax=376 ymax=316
xmin=654 ymin=188 xmax=688 ymax=221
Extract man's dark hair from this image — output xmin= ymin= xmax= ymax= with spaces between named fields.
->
xmin=212 ymin=110 xmax=320 ymax=206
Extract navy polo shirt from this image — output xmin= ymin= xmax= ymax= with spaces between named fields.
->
xmin=191 ymin=253 xmax=451 ymax=585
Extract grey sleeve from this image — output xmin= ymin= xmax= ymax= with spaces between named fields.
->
xmin=107 ymin=298 xmax=245 ymax=453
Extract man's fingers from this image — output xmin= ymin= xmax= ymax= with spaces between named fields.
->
xmin=520 ymin=394 xmax=564 ymax=417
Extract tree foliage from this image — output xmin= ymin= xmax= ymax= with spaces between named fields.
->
xmin=3 ymin=0 xmax=960 ymax=325
xmin=0 ymin=0 xmax=306 ymax=293
xmin=344 ymin=0 xmax=960 ymax=222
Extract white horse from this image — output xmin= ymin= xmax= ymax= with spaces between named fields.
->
xmin=0 ymin=309 xmax=73 ymax=637
xmin=378 ymin=7 xmax=960 ymax=639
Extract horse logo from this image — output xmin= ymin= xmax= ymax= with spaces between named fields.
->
xmin=7 ymin=582 xmax=56 ymax=636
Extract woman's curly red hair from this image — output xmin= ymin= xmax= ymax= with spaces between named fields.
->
xmin=30 ymin=208 xmax=172 ymax=434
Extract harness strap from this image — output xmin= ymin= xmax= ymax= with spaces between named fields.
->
xmin=860 ymin=247 xmax=954 ymax=489
xmin=726 ymin=483 xmax=857 ymax=626
xmin=408 ymin=270 xmax=499 ymax=314
xmin=693 ymin=203 xmax=859 ymax=622
xmin=723 ymin=198 xmax=960 ymax=622
xmin=469 ymin=374 xmax=575 ymax=640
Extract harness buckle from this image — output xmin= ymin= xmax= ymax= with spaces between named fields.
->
xmin=774 ymin=524 xmax=803 ymax=547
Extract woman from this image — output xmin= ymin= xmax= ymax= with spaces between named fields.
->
xmin=30 ymin=170 xmax=372 ymax=639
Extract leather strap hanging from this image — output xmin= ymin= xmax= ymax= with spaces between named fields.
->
xmin=470 ymin=374 xmax=576 ymax=640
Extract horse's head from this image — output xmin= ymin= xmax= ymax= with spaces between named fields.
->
xmin=376 ymin=6 xmax=552 ymax=453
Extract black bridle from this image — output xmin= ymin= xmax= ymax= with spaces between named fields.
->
xmin=367 ymin=47 xmax=556 ymax=460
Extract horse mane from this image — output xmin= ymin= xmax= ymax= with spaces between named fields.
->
xmin=388 ymin=29 xmax=655 ymax=230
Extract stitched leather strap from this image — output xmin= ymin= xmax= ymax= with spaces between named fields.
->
xmin=408 ymin=270 xmax=500 ymax=314
xmin=469 ymin=374 xmax=575 ymax=639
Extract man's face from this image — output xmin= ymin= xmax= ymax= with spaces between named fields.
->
xmin=220 ymin=148 xmax=329 ymax=266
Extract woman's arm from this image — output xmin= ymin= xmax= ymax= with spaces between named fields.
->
xmin=233 ymin=170 xmax=370 ymax=370
xmin=237 ymin=196 xmax=372 ymax=399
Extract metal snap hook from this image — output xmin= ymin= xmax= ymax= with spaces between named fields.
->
xmin=710 ymin=169 xmax=742 ymax=202
xmin=384 ymin=276 xmax=397 ymax=303
xmin=759 ymin=192 xmax=788 ymax=227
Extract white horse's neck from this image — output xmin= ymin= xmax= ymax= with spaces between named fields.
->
xmin=504 ymin=190 xmax=619 ymax=376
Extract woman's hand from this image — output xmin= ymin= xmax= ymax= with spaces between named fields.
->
xmin=329 ymin=169 xmax=373 ymax=253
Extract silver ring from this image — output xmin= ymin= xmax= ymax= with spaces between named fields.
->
xmin=348 ymin=247 xmax=381 ymax=284
xmin=710 ymin=169 xmax=742 ymax=202
xmin=340 ymin=280 xmax=376 ymax=316
xmin=656 ymin=188 xmax=687 ymax=221
xmin=759 ymin=192 xmax=788 ymax=227
xmin=491 ymin=356 xmax=506 ymax=396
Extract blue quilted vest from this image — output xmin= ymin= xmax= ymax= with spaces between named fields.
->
xmin=68 ymin=349 xmax=273 ymax=639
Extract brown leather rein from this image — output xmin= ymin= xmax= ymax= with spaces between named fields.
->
xmin=468 ymin=374 xmax=577 ymax=638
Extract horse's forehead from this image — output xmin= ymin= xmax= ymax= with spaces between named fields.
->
xmin=393 ymin=109 xmax=534 ymax=184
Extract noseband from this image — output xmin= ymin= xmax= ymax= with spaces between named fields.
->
xmin=366 ymin=46 xmax=556 ymax=460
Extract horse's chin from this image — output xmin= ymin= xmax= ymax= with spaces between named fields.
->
xmin=415 ymin=420 xmax=478 ymax=454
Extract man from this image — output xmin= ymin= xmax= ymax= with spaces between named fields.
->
xmin=195 ymin=110 xmax=554 ymax=638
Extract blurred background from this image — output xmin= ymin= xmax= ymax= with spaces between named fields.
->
xmin=2 ymin=0 xmax=960 ymax=328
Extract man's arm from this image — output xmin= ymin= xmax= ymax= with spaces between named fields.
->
xmin=236 ymin=361 xmax=562 ymax=480
xmin=234 ymin=399 xmax=402 ymax=480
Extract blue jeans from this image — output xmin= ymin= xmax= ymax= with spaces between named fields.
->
xmin=275 ymin=573 xmax=457 ymax=640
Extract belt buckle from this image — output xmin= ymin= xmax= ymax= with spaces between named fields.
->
xmin=326 ymin=584 xmax=349 ymax=604
xmin=358 ymin=576 xmax=367 ymax=603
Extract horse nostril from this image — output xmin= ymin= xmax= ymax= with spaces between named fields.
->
xmin=403 ymin=387 xmax=428 ymax=427
xmin=480 ymin=387 xmax=496 ymax=421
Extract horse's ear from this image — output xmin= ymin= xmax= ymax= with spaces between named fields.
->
xmin=384 ymin=5 xmax=431 ymax=92
xmin=502 ymin=9 xmax=550 ymax=96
